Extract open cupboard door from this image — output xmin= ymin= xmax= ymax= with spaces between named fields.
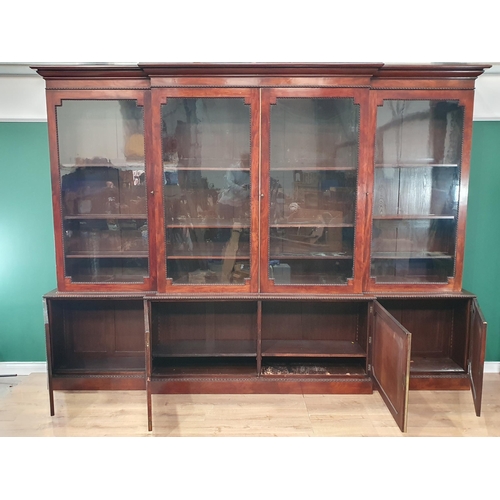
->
xmin=469 ymin=298 xmax=487 ymax=417
xmin=371 ymin=301 xmax=412 ymax=432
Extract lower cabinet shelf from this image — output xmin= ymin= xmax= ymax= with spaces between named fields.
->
xmin=261 ymin=340 xmax=366 ymax=357
xmin=152 ymin=357 xmax=258 ymax=377
xmin=51 ymin=373 xmax=146 ymax=391
xmin=261 ymin=357 xmax=367 ymax=376
xmin=44 ymin=291 xmax=486 ymax=433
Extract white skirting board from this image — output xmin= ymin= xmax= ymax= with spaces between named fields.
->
xmin=484 ymin=362 xmax=500 ymax=373
xmin=1 ymin=361 xmax=500 ymax=376
xmin=0 ymin=362 xmax=47 ymax=376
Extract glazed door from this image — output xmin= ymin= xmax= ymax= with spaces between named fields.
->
xmin=469 ymin=298 xmax=487 ymax=416
xmin=47 ymin=90 xmax=154 ymax=291
xmin=261 ymin=88 xmax=369 ymax=293
xmin=367 ymin=90 xmax=474 ymax=293
xmin=152 ymin=88 xmax=260 ymax=293
xmin=371 ymin=301 xmax=412 ymax=432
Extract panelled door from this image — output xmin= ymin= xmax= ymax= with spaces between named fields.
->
xmin=371 ymin=300 xmax=412 ymax=432
xmin=469 ymin=298 xmax=487 ymax=416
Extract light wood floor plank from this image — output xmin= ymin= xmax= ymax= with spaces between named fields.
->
xmin=1 ymin=373 xmax=499 ymax=437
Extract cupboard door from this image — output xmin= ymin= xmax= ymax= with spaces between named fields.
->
xmin=261 ymin=88 xmax=369 ymax=293
xmin=469 ymin=298 xmax=487 ymax=416
xmin=153 ymin=88 xmax=259 ymax=293
xmin=372 ymin=301 xmax=411 ymax=432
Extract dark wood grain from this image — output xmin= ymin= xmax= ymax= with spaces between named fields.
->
xmin=371 ymin=301 xmax=411 ymax=432
xmin=151 ymin=377 xmax=373 ymax=395
xmin=469 ymin=298 xmax=487 ymax=416
xmin=49 ymin=299 xmax=145 ymax=372
xmin=379 ymin=298 xmax=468 ymax=368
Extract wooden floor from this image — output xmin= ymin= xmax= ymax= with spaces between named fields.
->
xmin=1 ymin=372 xmax=500 ymax=436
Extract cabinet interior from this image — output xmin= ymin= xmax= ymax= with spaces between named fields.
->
xmin=377 ymin=298 xmax=469 ymax=374
xmin=151 ymin=301 xmax=257 ymax=376
xmin=50 ymin=299 xmax=145 ymax=373
xmin=260 ymin=300 xmax=368 ymax=377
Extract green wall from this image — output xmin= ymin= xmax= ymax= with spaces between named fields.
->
xmin=0 ymin=121 xmax=498 ymax=362
xmin=463 ymin=121 xmax=500 ymax=361
xmin=0 ymin=122 xmax=55 ymax=361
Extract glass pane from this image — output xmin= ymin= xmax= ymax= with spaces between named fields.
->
xmin=269 ymin=98 xmax=359 ymax=285
xmin=371 ymin=99 xmax=463 ymax=283
xmin=161 ymin=98 xmax=251 ymax=285
xmin=375 ymin=100 xmax=464 ymax=166
xmin=371 ymin=219 xmax=456 ymax=283
xmin=57 ymin=100 xmax=148 ymax=283
xmin=374 ymin=166 xmax=459 ymax=217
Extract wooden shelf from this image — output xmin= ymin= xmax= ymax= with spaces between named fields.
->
xmin=272 ymin=166 xmax=357 ymax=171
xmin=372 ymin=252 xmax=453 ymax=260
xmin=167 ymin=219 xmax=250 ymax=229
xmin=69 ymin=274 xmax=148 ymax=283
xmin=166 ymin=255 xmax=250 ymax=260
xmin=61 ymin=161 xmax=145 ymax=169
xmin=64 ymin=214 xmax=147 ymax=220
xmin=54 ymin=357 xmax=145 ymax=372
xmin=172 ymin=166 xmax=250 ymax=172
xmin=270 ymin=253 xmax=352 ymax=260
xmin=261 ymin=360 xmax=367 ymax=377
xmin=373 ymin=215 xmax=455 ymax=220
xmin=267 ymin=274 xmax=352 ymax=285
xmin=66 ymin=251 xmax=148 ymax=259
xmin=262 ymin=340 xmax=366 ymax=357
xmin=271 ymin=223 xmax=353 ymax=228
xmin=152 ymin=358 xmax=257 ymax=377
xmin=153 ymin=340 xmax=256 ymax=357
xmin=372 ymin=275 xmax=450 ymax=284
xmin=410 ymin=356 xmax=465 ymax=374
xmin=375 ymin=163 xmax=459 ymax=168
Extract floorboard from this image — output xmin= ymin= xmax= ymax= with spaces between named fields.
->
xmin=1 ymin=373 xmax=500 ymax=436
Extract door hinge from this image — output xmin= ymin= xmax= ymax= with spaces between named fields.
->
xmin=367 ymin=363 xmax=371 ymax=372
xmin=369 ymin=305 xmax=373 ymax=314
xmin=368 ymin=336 xmax=372 ymax=344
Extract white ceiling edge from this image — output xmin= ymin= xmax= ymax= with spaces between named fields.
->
xmin=2 ymin=63 xmax=500 ymax=121
xmin=2 ymin=62 xmax=500 ymax=76
xmin=0 ymin=63 xmax=139 ymax=76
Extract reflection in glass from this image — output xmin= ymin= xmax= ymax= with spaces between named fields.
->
xmin=161 ymin=98 xmax=251 ymax=284
xmin=371 ymin=219 xmax=455 ymax=282
xmin=375 ymin=100 xmax=464 ymax=166
xmin=371 ymin=100 xmax=464 ymax=283
xmin=57 ymin=100 xmax=148 ymax=283
xmin=269 ymin=98 xmax=359 ymax=285
xmin=373 ymin=167 xmax=459 ymax=217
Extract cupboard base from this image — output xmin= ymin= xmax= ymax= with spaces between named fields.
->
xmin=49 ymin=373 xmax=471 ymax=393
xmin=409 ymin=374 xmax=470 ymax=391
xmin=51 ymin=374 xmax=146 ymax=391
xmin=150 ymin=377 xmax=373 ymax=395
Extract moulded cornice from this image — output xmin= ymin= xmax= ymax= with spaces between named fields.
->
xmin=373 ymin=64 xmax=491 ymax=79
xmin=138 ymin=62 xmax=385 ymax=78
xmin=31 ymin=65 xmax=146 ymax=80
xmin=27 ymin=63 xmax=492 ymax=85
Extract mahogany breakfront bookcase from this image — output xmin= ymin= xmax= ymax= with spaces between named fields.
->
xmin=34 ymin=63 xmax=489 ymax=432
